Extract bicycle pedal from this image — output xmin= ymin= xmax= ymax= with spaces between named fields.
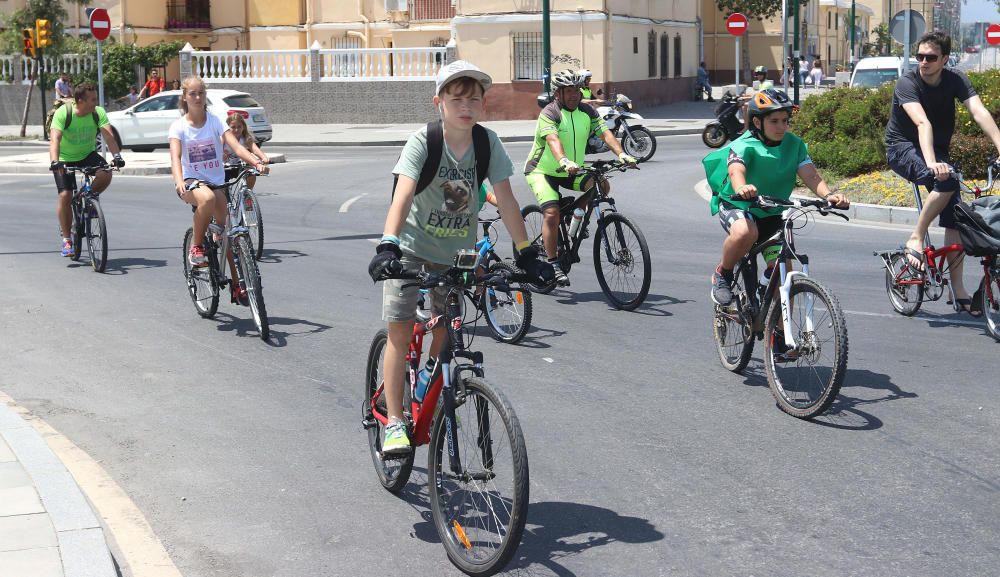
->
xmin=379 ymin=449 xmax=413 ymax=461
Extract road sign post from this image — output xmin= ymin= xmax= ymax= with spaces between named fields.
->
xmin=727 ymin=13 xmax=749 ymax=90
xmin=987 ymin=24 xmax=1000 ymax=47
xmin=90 ymin=9 xmax=111 ymax=108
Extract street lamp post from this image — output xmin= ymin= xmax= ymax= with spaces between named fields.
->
xmin=851 ymin=0 xmax=856 ymax=69
xmin=542 ymin=0 xmax=551 ymax=94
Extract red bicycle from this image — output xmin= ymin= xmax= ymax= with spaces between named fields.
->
xmin=363 ymin=263 xmax=529 ymax=576
xmin=877 ymin=163 xmax=1000 ymax=341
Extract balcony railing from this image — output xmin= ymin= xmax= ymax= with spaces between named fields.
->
xmin=167 ymin=0 xmax=211 ymax=30
xmin=408 ymin=0 xmax=455 ymax=22
xmin=320 ymin=47 xmax=446 ymax=80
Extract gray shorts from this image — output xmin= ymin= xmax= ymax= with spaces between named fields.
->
xmin=382 ymin=256 xmax=449 ymax=323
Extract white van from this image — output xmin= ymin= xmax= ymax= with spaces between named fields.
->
xmin=849 ymin=56 xmax=917 ymax=89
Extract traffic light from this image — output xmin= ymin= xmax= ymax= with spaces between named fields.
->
xmin=35 ymin=19 xmax=52 ymax=49
xmin=21 ymin=28 xmax=36 ymax=58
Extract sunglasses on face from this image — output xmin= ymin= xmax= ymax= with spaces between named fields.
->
xmin=915 ymin=53 xmax=940 ymax=63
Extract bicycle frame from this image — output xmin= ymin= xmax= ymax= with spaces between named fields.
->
xmin=369 ymin=276 xmax=488 ymax=475
xmin=556 ymin=173 xmax=618 ymax=271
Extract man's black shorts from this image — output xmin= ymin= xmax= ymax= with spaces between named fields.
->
xmin=53 ymin=151 xmax=109 ymax=194
xmin=886 ymin=141 xmax=960 ymax=229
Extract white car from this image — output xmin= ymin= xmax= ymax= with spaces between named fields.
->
xmin=105 ymin=89 xmax=272 ymax=152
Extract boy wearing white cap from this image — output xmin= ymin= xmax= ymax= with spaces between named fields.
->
xmin=367 ymin=60 xmax=553 ymax=456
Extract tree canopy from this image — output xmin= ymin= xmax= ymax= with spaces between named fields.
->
xmin=715 ymin=0 xmax=811 ymax=22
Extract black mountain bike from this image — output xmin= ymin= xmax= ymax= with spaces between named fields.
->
xmin=64 ymin=165 xmax=116 ymax=273
xmin=520 ymin=160 xmax=651 ymax=310
xmin=712 ymin=196 xmax=849 ymax=419
xmin=181 ymin=166 xmax=269 ymax=340
xmin=365 ymin=260 xmax=530 ymax=575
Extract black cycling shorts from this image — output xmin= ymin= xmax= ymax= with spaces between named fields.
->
xmin=53 ymin=151 xmax=109 ymax=193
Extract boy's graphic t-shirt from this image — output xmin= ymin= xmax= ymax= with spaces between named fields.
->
xmin=393 ymin=125 xmax=515 ymax=266
xmin=168 ymin=114 xmax=227 ymax=185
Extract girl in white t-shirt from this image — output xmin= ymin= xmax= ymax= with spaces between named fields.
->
xmin=223 ymin=112 xmax=268 ymax=190
xmin=169 ymin=76 xmax=267 ymax=296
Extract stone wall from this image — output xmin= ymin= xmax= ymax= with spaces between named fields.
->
xmin=0 ymin=85 xmax=40 ymax=126
xmin=207 ymin=81 xmax=440 ymax=124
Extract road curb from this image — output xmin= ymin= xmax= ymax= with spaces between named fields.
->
xmin=693 ymin=178 xmax=920 ymax=226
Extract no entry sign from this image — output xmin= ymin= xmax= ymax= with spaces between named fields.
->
xmin=727 ymin=13 xmax=748 ymax=37
xmin=988 ymin=24 xmax=1000 ymax=46
xmin=89 ymin=8 xmax=110 ymax=42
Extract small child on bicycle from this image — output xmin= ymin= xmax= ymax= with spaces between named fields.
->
xmin=367 ymin=61 xmax=552 ymax=456
xmin=169 ymin=76 xmax=267 ymax=304
xmin=223 ymin=112 xmax=268 ymax=189
xmin=703 ymin=88 xmax=849 ymax=309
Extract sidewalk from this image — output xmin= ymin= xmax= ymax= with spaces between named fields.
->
xmin=0 ymin=399 xmax=117 ymax=577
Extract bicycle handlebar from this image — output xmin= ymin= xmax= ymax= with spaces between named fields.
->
xmin=62 ymin=165 xmax=118 ymax=176
xmin=752 ymin=195 xmax=850 ymax=221
xmin=385 ymin=265 xmax=532 ymax=290
xmin=555 ymin=159 xmax=638 ymax=175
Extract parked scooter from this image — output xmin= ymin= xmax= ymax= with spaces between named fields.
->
xmin=586 ymin=94 xmax=657 ymax=162
xmin=702 ymin=93 xmax=744 ymax=148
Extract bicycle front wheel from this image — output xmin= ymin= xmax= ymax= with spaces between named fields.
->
xmin=241 ymin=189 xmax=264 ymax=260
xmin=763 ymin=276 xmax=848 ymax=419
xmin=713 ymin=269 xmax=754 ymax=373
xmin=428 ymin=377 xmax=528 ymax=576
xmin=84 ymin=198 xmax=108 ymax=273
xmin=981 ymin=267 xmax=1000 ymax=342
xmin=182 ymin=227 xmax=219 ymax=318
xmin=519 ymin=204 xmax=556 ymax=294
xmin=482 ymin=262 xmax=532 ymax=344
xmin=235 ymin=236 xmax=269 ymax=340
xmin=622 ymin=126 xmax=656 ymax=163
xmin=885 ymin=252 xmax=923 ymax=316
xmin=364 ymin=330 xmax=414 ymax=493
xmin=593 ymin=213 xmax=651 ymax=311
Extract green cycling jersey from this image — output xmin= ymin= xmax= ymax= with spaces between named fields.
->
xmin=523 ymin=100 xmax=608 ymax=176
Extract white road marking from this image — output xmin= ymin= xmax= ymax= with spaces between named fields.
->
xmin=339 ymin=193 xmax=367 ymax=213
xmin=542 ymin=357 xmax=554 ymax=363
xmin=842 ymin=308 xmax=985 ymax=327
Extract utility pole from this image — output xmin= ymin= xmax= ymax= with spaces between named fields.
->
xmin=793 ymin=0 xmax=800 ymax=104
xmin=542 ymin=0 xmax=551 ymax=94
xmin=851 ymin=0 xmax=856 ymax=69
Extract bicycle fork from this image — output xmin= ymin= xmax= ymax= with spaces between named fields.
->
xmin=776 ymin=261 xmax=811 ymax=350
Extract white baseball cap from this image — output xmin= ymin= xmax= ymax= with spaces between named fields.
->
xmin=435 ymin=60 xmax=492 ymax=95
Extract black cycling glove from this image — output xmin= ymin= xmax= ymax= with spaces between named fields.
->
xmin=49 ymin=161 xmax=64 ymax=172
xmin=368 ymin=242 xmax=403 ymax=282
xmin=112 ymin=154 xmax=125 ymax=168
xmin=515 ymin=244 xmax=554 ymax=283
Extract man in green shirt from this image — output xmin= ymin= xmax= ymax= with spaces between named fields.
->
xmin=703 ymin=88 xmax=849 ymax=308
xmin=49 ymin=83 xmax=124 ymax=257
xmin=524 ymin=69 xmax=636 ymax=285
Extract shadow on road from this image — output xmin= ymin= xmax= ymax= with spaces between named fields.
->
xmin=257 ymin=247 xmax=309 ymax=263
xmin=209 ymin=312 xmax=332 ymax=346
xmin=101 ymin=257 xmax=168 ymax=275
xmin=551 ymin=290 xmax=691 ymax=316
xmin=462 ymin=324 xmax=566 ymax=349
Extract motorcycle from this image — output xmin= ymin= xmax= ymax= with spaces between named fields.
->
xmin=702 ymin=93 xmax=744 ymax=148
xmin=586 ymin=94 xmax=657 ymax=163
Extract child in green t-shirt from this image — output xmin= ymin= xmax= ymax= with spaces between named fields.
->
xmin=704 ymin=88 xmax=849 ymax=309
xmin=366 ymin=61 xmax=552 ymax=456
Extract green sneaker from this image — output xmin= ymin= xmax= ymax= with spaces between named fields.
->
xmin=382 ymin=418 xmax=411 ymax=456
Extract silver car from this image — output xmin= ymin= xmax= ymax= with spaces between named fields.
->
xmin=105 ymin=89 xmax=272 ymax=152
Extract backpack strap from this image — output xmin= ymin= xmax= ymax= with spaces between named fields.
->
xmin=391 ymin=120 xmax=444 ymax=198
xmin=61 ymin=104 xmax=99 ymax=131
xmin=472 ymin=124 xmax=490 ymax=191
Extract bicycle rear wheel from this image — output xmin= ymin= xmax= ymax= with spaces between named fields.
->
xmin=428 ymin=377 xmax=528 ymax=576
xmin=519 ymin=204 xmax=556 ymax=294
xmin=241 ymin=188 xmax=264 ymax=260
xmin=235 ymin=235 xmax=269 ymax=340
xmin=364 ymin=330 xmax=414 ymax=493
xmin=182 ymin=227 xmax=219 ymax=318
xmin=885 ymin=252 xmax=923 ymax=316
xmin=713 ymin=268 xmax=754 ymax=372
xmin=84 ymin=198 xmax=108 ymax=273
xmin=593 ymin=212 xmax=651 ymax=310
xmin=622 ymin=126 xmax=656 ymax=163
xmin=981 ymin=266 xmax=1000 ymax=342
xmin=481 ymin=262 xmax=532 ymax=344
xmin=764 ymin=276 xmax=848 ymax=419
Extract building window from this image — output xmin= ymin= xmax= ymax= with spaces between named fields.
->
xmin=674 ymin=35 xmax=682 ymax=78
xmin=633 ymin=37 xmax=638 ymax=54
xmin=827 ymin=12 xmax=831 ymax=29
xmin=648 ymin=31 xmax=656 ymax=77
xmin=659 ymin=34 xmax=669 ymax=77
xmin=835 ymin=14 xmax=839 ymax=30
xmin=513 ymin=32 xmax=543 ymax=81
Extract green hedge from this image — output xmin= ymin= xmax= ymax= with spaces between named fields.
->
xmin=793 ymin=70 xmax=1000 ymax=179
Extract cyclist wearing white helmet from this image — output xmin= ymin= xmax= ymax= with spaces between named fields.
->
xmin=740 ymin=65 xmax=775 ymax=132
xmin=577 ymin=68 xmax=602 ymax=104
xmin=524 ymin=69 xmax=637 ymax=286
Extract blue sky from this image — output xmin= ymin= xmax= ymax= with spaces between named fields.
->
xmin=963 ymin=0 xmax=1000 ymax=22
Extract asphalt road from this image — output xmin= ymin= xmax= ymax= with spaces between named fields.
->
xmin=0 ymin=138 xmax=997 ymax=577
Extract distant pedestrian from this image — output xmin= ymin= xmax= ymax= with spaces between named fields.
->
xmin=137 ymin=69 xmax=165 ymax=99
xmin=799 ymin=55 xmax=809 ymax=85
xmin=171 ymin=79 xmax=181 ymax=91
xmin=697 ymin=62 xmax=714 ymax=101
xmin=810 ymin=58 xmax=823 ymax=87
xmin=54 ymin=72 xmax=72 ymax=99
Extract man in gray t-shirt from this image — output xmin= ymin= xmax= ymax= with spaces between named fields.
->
xmin=884 ymin=31 xmax=1000 ymax=316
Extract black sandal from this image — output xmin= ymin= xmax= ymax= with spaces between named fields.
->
xmin=954 ymin=298 xmax=983 ymax=318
